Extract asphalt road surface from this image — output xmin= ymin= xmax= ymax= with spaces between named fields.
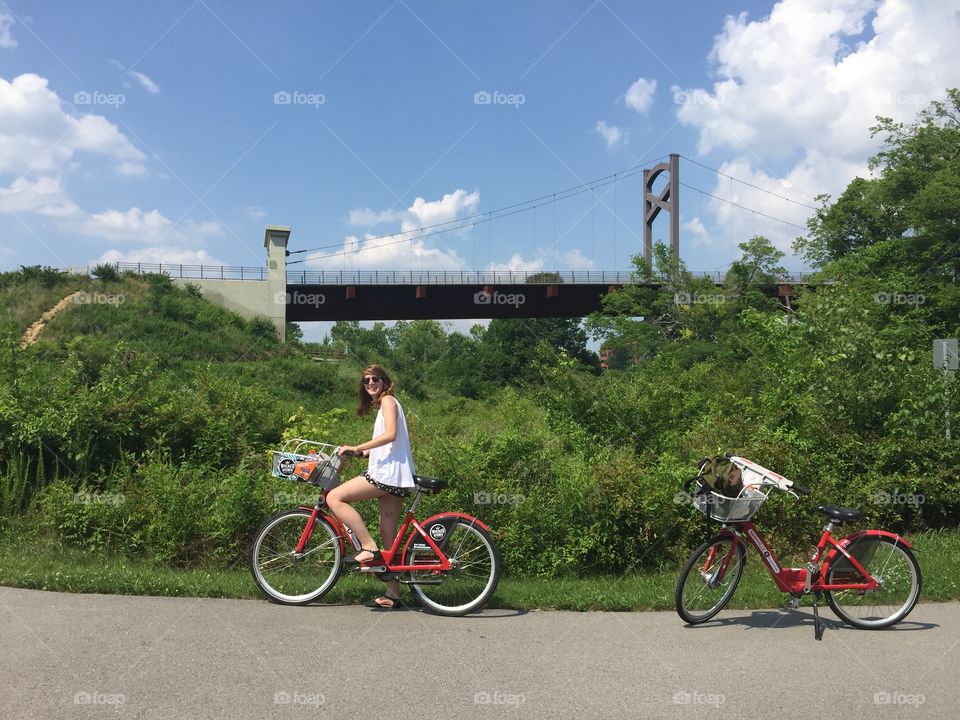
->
xmin=1 ymin=587 xmax=955 ymax=719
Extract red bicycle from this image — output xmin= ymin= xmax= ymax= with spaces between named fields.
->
xmin=675 ymin=457 xmax=921 ymax=639
xmin=250 ymin=440 xmax=501 ymax=616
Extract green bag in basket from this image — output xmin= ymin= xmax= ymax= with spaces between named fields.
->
xmin=697 ymin=456 xmax=744 ymax=498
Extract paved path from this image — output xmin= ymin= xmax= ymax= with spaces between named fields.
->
xmin=1 ymin=587 xmax=955 ymax=719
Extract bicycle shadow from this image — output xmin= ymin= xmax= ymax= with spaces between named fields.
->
xmin=680 ymin=608 xmax=938 ymax=633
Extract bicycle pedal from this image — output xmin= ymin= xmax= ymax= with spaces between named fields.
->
xmin=376 ymin=572 xmax=399 ymax=582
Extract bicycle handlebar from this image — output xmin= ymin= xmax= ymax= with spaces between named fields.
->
xmin=791 ymin=484 xmax=812 ymax=496
xmin=339 ymin=448 xmax=364 ymax=458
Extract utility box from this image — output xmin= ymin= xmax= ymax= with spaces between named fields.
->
xmin=934 ymin=338 xmax=958 ymax=371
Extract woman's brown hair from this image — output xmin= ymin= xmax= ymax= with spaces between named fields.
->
xmin=356 ymin=364 xmax=395 ymax=417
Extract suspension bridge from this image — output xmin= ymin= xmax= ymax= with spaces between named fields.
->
xmin=71 ymin=154 xmax=816 ymax=336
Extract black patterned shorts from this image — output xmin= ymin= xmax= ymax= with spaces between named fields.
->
xmin=364 ymin=472 xmax=412 ymax=498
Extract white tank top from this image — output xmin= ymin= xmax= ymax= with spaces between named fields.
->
xmin=367 ymin=397 xmax=416 ymax=488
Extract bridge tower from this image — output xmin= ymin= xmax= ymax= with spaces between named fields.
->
xmin=642 ymin=153 xmax=679 ymax=265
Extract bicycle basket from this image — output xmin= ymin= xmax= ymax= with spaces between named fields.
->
xmin=692 ymin=481 xmax=770 ymax=522
xmin=271 ymin=439 xmax=343 ymax=492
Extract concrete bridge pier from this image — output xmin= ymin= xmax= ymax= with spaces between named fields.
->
xmin=171 ymin=225 xmax=289 ymax=341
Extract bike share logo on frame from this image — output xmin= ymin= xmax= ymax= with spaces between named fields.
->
xmin=429 ymin=523 xmax=447 ymax=541
xmin=746 ymin=528 xmax=780 ymax=573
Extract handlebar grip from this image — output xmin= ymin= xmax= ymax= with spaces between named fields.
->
xmin=792 ymin=485 xmax=811 ymax=496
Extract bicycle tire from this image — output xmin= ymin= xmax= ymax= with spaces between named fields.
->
xmin=250 ymin=508 xmax=342 ymax=605
xmin=675 ymin=534 xmax=746 ymax=624
xmin=825 ymin=535 xmax=921 ymax=629
xmin=403 ymin=519 xmax=500 ymax=616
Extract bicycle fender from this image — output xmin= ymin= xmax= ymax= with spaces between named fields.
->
xmin=822 ymin=529 xmax=913 ymax=571
xmin=297 ymin=506 xmax=349 ymax=553
xmin=402 ymin=512 xmax=491 ymax=558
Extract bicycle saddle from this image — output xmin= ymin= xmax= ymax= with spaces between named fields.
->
xmin=816 ymin=505 xmax=863 ymax=522
xmin=414 ymin=475 xmax=447 ymax=492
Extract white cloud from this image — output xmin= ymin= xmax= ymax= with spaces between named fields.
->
xmin=0 ymin=176 xmax=80 ymax=217
xmin=675 ymin=0 xmax=958 ymax=161
xmin=402 ymin=189 xmax=480 ymax=231
xmin=595 ymin=120 xmax=627 ymax=148
xmin=129 ymin=71 xmax=160 ymax=94
xmin=315 ymin=233 xmax=466 ymax=271
xmin=76 ymin=207 xmax=222 ymax=244
xmin=625 ymin=77 xmax=656 ymax=114
xmin=0 ymin=73 xmax=146 ymax=176
xmin=486 ymin=248 xmax=595 ymax=272
xmin=95 ymin=246 xmax=227 ymax=267
xmin=682 ymin=217 xmax=712 ymax=245
xmin=672 ymin=0 xmax=960 ymax=262
xmin=245 ymin=205 xmax=268 ymax=220
xmin=348 ymin=190 xmax=479 ymax=232
xmin=347 ymin=207 xmax=406 ymax=226
xmin=0 ymin=11 xmax=17 ymax=49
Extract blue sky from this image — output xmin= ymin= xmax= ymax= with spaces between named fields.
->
xmin=2 ymin=0 xmax=959 ymax=331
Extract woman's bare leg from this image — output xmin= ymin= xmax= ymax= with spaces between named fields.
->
xmin=378 ymin=494 xmax=404 ymax=601
xmin=326 ymin=476 xmax=386 ymax=560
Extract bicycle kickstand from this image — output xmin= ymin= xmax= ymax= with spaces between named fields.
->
xmin=811 ymin=592 xmax=824 ymax=641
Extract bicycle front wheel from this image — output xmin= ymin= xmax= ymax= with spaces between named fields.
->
xmin=404 ymin=519 xmax=500 ymax=616
xmin=250 ymin=508 xmax=342 ymax=604
xmin=825 ymin=535 xmax=921 ymax=629
xmin=676 ymin=534 xmax=746 ymax=624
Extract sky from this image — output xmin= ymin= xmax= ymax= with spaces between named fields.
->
xmin=1 ymin=0 xmax=959 ymax=337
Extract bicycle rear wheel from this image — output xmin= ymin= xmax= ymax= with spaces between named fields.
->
xmin=825 ymin=535 xmax=921 ymax=629
xmin=250 ymin=508 xmax=342 ymax=604
xmin=675 ymin=534 xmax=746 ymax=624
xmin=403 ymin=519 xmax=500 ymax=616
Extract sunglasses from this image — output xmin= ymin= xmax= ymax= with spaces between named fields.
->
xmin=362 ymin=376 xmax=384 ymax=386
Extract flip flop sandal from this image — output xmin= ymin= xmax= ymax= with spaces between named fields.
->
xmin=364 ymin=595 xmax=403 ymax=610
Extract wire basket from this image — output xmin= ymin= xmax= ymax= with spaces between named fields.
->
xmin=692 ymin=481 xmax=771 ymax=522
xmin=271 ymin=439 xmax=344 ymax=492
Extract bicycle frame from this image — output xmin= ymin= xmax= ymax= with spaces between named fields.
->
xmin=710 ymin=521 xmax=913 ymax=594
xmin=290 ymin=488 xmax=490 ymax=573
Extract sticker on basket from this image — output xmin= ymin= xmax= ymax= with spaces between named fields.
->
xmin=278 ymin=458 xmax=296 ymax=476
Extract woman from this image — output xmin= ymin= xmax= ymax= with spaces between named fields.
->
xmin=328 ymin=364 xmax=416 ymax=610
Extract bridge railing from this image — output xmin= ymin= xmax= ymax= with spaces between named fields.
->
xmin=285 ymin=269 xmax=814 ymax=285
xmin=60 ymin=264 xmax=812 ymax=285
xmin=67 ymin=262 xmax=268 ymax=281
